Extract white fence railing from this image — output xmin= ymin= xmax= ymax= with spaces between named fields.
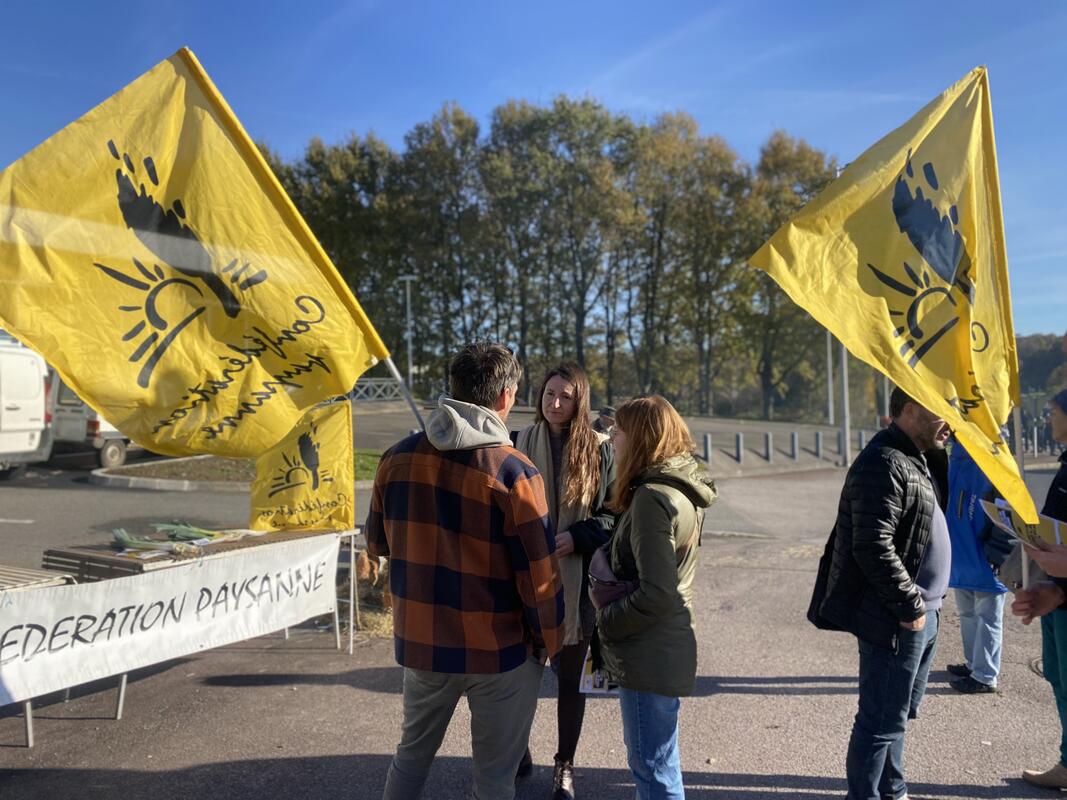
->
xmin=349 ymin=378 xmax=403 ymax=402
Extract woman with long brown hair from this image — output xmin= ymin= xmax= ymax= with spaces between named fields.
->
xmin=596 ymin=395 xmax=715 ymax=800
xmin=514 ymin=362 xmax=615 ymax=800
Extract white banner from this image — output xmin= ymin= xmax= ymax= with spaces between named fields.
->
xmin=0 ymin=534 xmax=340 ymax=705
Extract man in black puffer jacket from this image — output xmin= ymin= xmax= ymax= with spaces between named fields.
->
xmin=809 ymin=387 xmax=950 ymax=800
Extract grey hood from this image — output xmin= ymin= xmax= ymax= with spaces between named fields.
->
xmin=425 ymin=397 xmax=512 ymax=451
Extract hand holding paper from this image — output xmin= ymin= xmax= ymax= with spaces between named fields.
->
xmin=1024 ymin=541 xmax=1067 ymax=578
xmin=1011 ymin=581 xmax=1066 ymax=624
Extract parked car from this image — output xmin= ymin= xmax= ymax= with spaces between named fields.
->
xmin=0 ymin=331 xmax=51 ymax=479
xmin=49 ymin=374 xmax=131 ymax=468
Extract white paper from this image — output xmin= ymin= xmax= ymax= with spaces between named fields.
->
xmin=579 ymin=648 xmax=620 ymax=695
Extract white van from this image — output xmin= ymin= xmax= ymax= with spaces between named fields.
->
xmin=0 ymin=333 xmax=51 ymax=479
xmin=50 ymin=376 xmax=130 ymax=468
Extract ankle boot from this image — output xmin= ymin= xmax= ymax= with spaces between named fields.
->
xmin=1023 ymin=762 xmax=1067 ymax=789
xmin=551 ymin=756 xmax=574 ymax=800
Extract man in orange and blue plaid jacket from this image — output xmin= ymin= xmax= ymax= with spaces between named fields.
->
xmin=367 ymin=341 xmax=564 ymax=800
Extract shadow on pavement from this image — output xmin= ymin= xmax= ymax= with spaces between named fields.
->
xmin=0 ymin=755 xmax=1048 ymax=800
xmin=202 ymin=670 xmax=866 ymax=699
xmin=685 ymin=673 xmax=989 ymax=698
xmin=201 ymin=665 xmax=570 ymax=701
xmin=203 ymin=665 xmax=405 ymax=694
xmin=0 ymin=658 xmax=192 ymax=723
xmin=693 ymin=675 xmax=857 ymax=696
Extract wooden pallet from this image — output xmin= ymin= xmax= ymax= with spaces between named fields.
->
xmin=0 ymin=564 xmax=74 ymax=591
xmin=41 ymin=528 xmax=356 ymax=582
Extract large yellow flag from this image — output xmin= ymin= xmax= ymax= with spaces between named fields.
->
xmin=749 ymin=67 xmax=1035 ymax=522
xmin=249 ymin=401 xmax=354 ymax=532
xmin=0 ymin=48 xmax=388 ymax=457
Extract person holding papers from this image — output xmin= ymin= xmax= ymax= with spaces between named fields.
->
xmin=1011 ymin=389 xmax=1067 ymax=790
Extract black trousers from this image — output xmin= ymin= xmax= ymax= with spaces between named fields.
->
xmin=555 ymin=637 xmax=591 ymax=762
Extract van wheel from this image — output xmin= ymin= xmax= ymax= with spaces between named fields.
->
xmin=98 ymin=440 xmax=127 ymax=469
xmin=0 ymin=465 xmax=25 ymax=481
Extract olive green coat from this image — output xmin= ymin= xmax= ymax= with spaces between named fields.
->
xmin=597 ymin=454 xmax=716 ymax=697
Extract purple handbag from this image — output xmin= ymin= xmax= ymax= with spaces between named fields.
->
xmin=587 ymin=543 xmax=637 ymax=610
xmin=588 ymin=500 xmax=703 ymax=611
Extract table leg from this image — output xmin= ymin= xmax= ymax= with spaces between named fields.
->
xmin=349 ymin=534 xmax=357 ymax=655
xmin=23 ymin=701 xmax=33 ymax=748
xmin=115 ymin=674 xmax=127 ymax=720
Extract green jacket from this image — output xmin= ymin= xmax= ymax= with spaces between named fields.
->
xmin=597 ymin=453 xmax=716 ymax=697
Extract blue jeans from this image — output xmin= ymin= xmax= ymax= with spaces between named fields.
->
xmin=619 ymin=688 xmax=684 ymax=799
xmin=846 ymin=611 xmax=939 ymax=800
xmin=955 ymin=589 xmax=1005 ymax=686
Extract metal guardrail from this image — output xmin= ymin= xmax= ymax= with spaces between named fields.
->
xmin=349 ymin=378 xmax=404 ymax=402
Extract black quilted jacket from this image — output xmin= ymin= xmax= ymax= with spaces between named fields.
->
xmin=808 ymin=423 xmax=948 ymax=650
xmin=1045 ymin=453 xmax=1067 ymax=598
xmin=1044 ymin=452 xmax=1067 ymax=522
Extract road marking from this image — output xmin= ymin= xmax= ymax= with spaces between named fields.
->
xmin=0 ymin=518 xmax=34 ymax=524
xmin=705 ymin=529 xmax=770 ymax=539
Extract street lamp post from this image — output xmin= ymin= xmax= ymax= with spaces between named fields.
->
xmin=840 ymin=342 xmax=851 ymax=466
xmin=826 ymin=330 xmax=835 ymax=425
xmin=398 ymin=274 xmax=416 ymax=391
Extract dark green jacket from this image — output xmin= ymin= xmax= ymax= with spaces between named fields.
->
xmin=597 ymin=454 xmax=716 ymax=697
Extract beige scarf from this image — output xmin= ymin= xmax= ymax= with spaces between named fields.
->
xmin=516 ymin=421 xmax=605 ymax=645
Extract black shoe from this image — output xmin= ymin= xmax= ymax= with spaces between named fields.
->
xmin=946 ymin=662 xmax=972 ymax=678
xmin=552 ymin=757 xmax=575 ymax=800
xmin=950 ymin=675 xmax=997 ymax=694
xmin=516 ymin=748 xmax=533 ymax=780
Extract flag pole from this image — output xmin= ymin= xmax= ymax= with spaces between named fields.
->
xmin=832 ymin=164 xmax=851 ymax=467
xmin=385 ymin=356 xmax=426 ymax=431
xmin=1013 ymin=405 xmax=1030 ymax=588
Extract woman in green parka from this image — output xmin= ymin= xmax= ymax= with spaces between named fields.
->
xmin=597 ymin=395 xmax=716 ymax=800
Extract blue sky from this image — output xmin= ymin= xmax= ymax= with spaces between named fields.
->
xmin=1 ymin=1 xmax=1063 ymax=335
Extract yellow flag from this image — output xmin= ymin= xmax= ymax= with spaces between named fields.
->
xmin=749 ymin=67 xmax=1035 ymax=522
xmin=0 ymin=48 xmax=388 ymax=457
xmin=250 ymin=401 xmax=354 ymax=531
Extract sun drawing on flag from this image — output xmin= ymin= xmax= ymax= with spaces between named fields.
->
xmin=94 ymin=140 xmax=270 ymax=389
xmin=867 ymin=258 xmax=961 ymax=369
xmin=268 ymin=425 xmax=333 ymax=498
xmin=94 ymin=258 xmax=208 ymax=389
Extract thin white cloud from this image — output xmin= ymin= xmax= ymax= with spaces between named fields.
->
xmin=289 ymin=0 xmax=384 ymax=82
xmin=755 ymin=88 xmax=925 ymax=110
xmin=587 ymin=6 xmax=733 ymax=92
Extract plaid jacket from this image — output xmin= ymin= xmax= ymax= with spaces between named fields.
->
xmin=366 ymin=431 xmax=564 ymax=674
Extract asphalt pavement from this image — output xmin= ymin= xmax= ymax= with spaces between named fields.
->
xmin=0 ymin=422 xmax=1063 ymax=799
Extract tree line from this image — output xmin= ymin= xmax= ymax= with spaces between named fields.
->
xmin=262 ymin=97 xmax=1060 ymax=422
